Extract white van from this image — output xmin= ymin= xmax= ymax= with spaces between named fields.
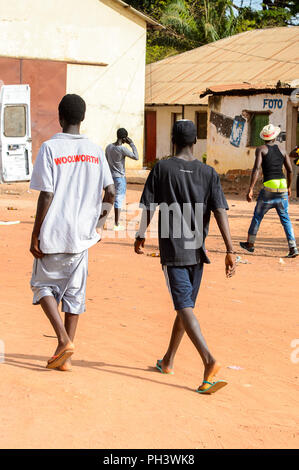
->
xmin=0 ymin=84 xmax=33 ymax=183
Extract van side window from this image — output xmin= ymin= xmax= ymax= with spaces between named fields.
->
xmin=4 ymin=105 xmax=26 ymax=137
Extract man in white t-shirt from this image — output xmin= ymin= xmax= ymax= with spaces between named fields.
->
xmin=30 ymin=94 xmax=115 ymax=371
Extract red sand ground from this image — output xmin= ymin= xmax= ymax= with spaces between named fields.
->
xmin=0 ymin=181 xmax=298 ymax=449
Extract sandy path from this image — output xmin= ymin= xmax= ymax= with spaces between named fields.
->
xmin=0 ymin=182 xmax=298 ymax=449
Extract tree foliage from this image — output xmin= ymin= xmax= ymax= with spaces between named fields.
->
xmin=124 ymin=0 xmax=299 ymax=63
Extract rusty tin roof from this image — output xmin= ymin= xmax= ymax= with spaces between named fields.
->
xmin=145 ymin=27 xmax=299 ymax=105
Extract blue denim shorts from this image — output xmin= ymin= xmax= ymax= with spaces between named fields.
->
xmin=113 ymin=177 xmax=126 ymax=209
xmin=163 ymin=263 xmax=204 ymax=310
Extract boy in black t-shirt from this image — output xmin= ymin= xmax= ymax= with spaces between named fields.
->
xmin=134 ymin=120 xmax=236 ymax=394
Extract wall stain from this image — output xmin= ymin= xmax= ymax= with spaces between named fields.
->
xmin=210 ymin=110 xmax=234 ymax=139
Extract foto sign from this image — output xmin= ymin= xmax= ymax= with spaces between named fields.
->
xmin=263 ymin=98 xmax=283 ymax=110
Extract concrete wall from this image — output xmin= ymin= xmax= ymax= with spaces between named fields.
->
xmin=0 ymin=0 xmax=146 ymax=168
xmin=207 ymin=93 xmax=289 ymax=175
xmin=146 ymin=105 xmax=207 ymax=161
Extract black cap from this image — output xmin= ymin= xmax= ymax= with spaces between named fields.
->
xmin=172 ymin=120 xmax=197 ymax=146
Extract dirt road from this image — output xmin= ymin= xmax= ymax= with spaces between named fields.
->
xmin=0 ymin=182 xmax=298 ymax=449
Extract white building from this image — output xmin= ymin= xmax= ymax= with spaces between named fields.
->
xmin=145 ymin=27 xmax=299 ymax=172
xmin=200 ymin=83 xmax=299 ymax=177
xmin=0 ymin=0 xmax=160 ymax=168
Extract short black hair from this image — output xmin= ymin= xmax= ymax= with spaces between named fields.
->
xmin=172 ymin=120 xmax=197 ymax=147
xmin=117 ymin=128 xmax=128 ymax=139
xmin=58 ymin=94 xmax=86 ymax=125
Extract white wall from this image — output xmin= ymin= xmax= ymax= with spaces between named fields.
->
xmin=146 ymin=105 xmax=207 ymax=160
xmin=184 ymin=106 xmax=207 ymax=161
xmin=0 ymin=0 xmax=147 ymax=169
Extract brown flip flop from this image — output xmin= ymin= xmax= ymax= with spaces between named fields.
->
xmin=46 ymin=345 xmax=74 ymax=369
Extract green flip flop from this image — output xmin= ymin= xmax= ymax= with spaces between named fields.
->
xmin=196 ymin=380 xmax=228 ymax=394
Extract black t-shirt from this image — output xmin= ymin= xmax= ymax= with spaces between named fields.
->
xmin=140 ymin=157 xmax=229 ymax=266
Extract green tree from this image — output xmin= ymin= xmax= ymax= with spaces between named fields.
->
xmin=124 ymin=0 xmax=173 ymax=19
xmin=262 ymin=1 xmax=298 ymax=17
xmin=145 ymin=0 xmax=239 ymax=62
xmin=235 ymin=1 xmax=298 ymax=32
xmin=125 ymin=0 xmax=299 ymax=63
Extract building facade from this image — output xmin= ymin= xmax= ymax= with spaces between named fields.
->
xmin=201 ymin=86 xmax=299 ymax=176
xmin=0 ymin=0 xmax=159 ymax=167
xmin=145 ymin=27 xmax=299 ymax=172
xmin=144 ymin=105 xmax=208 ymax=163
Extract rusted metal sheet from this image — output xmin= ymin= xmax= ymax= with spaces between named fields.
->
xmin=146 ymin=26 xmax=299 ymax=105
xmin=22 ymin=59 xmax=66 ymax=159
xmin=0 ymin=58 xmax=21 ymax=84
xmin=0 ymin=57 xmax=66 ymax=160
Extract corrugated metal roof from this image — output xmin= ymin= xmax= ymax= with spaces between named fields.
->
xmin=145 ymin=27 xmax=299 ymax=105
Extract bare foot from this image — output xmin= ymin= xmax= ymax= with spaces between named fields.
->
xmin=53 ymin=341 xmax=74 ymax=358
xmin=203 ymin=360 xmax=221 ymax=382
xmin=58 ymin=358 xmax=72 ymax=372
xmin=156 ymin=358 xmax=174 ymax=374
xmin=46 ymin=342 xmax=75 ymax=369
xmin=161 ymin=357 xmax=174 ymax=372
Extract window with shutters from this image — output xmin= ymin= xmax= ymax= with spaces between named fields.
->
xmin=196 ymin=111 xmax=208 ymax=139
xmin=248 ymin=112 xmax=270 ymax=147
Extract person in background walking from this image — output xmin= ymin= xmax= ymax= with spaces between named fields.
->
xmin=240 ymin=124 xmax=298 ymax=258
xmin=105 ymin=128 xmax=139 ymax=231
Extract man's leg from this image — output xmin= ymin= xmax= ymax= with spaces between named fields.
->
xmin=275 ymin=195 xmax=298 ymax=256
xmin=161 ymin=314 xmax=185 ymax=370
xmin=161 ymin=264 xmax=218 ymax=384
xmin=114 ymin=177 xmax=126 ymax=229
xmin=113 ymin=177 xmax=125 ymax=229
xmin=59 ymin=312 xmax=79 ymax=370
xmin=161 ymin=306 xmax=217 ymax=382
xmin=65 ymin=312 xmax=79 ymax=341
xmin=114 ymin=207 xmax=121 ymax=226
xmin=40 ymin=296 xmax=73 ymax=357
xmin=176 ymin=307 xmax=218 ymax=385
xmin=58 ymin=250 xmax=88 ymax=370
xmin=113 ymin=177 xmax=120 ymax=227
xmin=240 ymin=191 xmax=270 ymax=252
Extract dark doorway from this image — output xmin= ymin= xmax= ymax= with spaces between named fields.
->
xmin=145 ymin=110 xmax=157 ymax=164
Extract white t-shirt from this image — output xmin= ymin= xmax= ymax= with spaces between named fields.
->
xmin=30 ymin=133 xmax=113 ymax=254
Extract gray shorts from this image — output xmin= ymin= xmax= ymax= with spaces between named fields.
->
xmin=30 ymin=250 xmax=88 ymax=314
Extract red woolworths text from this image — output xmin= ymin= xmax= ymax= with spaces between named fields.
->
xmin=54 ymin=155 xmax=99 ymax=165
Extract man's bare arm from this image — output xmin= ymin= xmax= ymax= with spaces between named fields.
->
xmin=97 ymin=184 xmax=115 ymax=231
xmin=247 ymin=147 xmax=263 ymax=202
xmin=134 ymin=208 xmax=155 ymax=254
xmin=283 ymin=153 xmax=293 ymax=196
xmin=213 ymin=208 xmax=236 ymax=278
xmin=213 ymin=208 xmax=234 ymax=252
xmin=30 ymin=191 xmax=54 ymax=258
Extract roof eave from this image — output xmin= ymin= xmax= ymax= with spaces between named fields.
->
xmin=112 ymin=0 xmax=164 ymax=28
xmin=199 ymin=86 xmax=295 ymax=98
